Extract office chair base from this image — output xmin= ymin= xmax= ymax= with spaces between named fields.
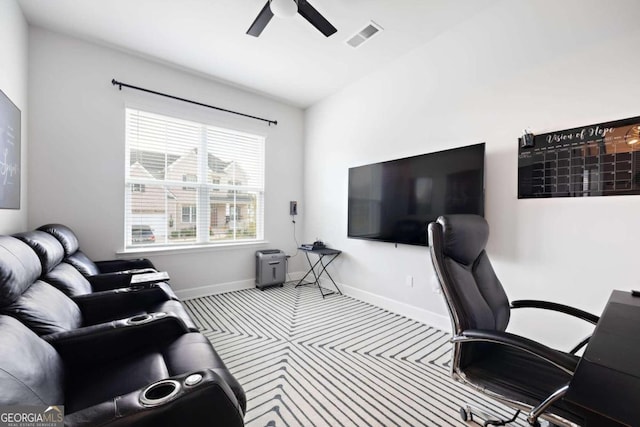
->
xmin=459 ymin=404 xmax=520 ymax=426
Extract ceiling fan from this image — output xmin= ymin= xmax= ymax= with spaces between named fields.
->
xmin=247 ymin=0 xmax=337 ymax=38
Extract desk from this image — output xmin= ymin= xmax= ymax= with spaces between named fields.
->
xmin=565 ymin=290 xmax=640 ymax=426
xmin=295 ymin=248 xmax=342 ymax=298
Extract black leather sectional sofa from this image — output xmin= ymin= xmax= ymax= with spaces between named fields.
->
xmin=0 ymin=224 xmax=245 ymax=426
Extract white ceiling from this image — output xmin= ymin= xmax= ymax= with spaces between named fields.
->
xmin=18 ymin=0 xmax=499 ymax=108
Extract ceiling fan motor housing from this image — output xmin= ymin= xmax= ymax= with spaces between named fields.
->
xmin=247 ymin=0 xmax=337 ymax=38
xmin=270 ymin=0 xmax=297 ymax=18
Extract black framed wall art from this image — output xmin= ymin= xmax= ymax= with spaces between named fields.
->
xmin=0 ymin=89 xmax=21 ymax=209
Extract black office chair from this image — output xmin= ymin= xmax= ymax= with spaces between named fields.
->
xmin=428 ymin=215 xmax=599 ymax=426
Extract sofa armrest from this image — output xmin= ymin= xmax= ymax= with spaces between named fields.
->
xmin=87 ymin=272 xmax=134 ymax=292
xmin=63 ymin=370 xmax=244 ymax=426
xmin=88 ymin=270 xmax=170 ymax=292
xmin=45 ymin=313 xmax=189 ymax=366
xmin=72 ymin=287 xmax=172 ymax=325
xmin=95 ymin=258 xmax=156 ymax=273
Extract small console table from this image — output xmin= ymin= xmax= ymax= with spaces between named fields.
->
xmin=295 ymin=247 xmax=342 ymax=298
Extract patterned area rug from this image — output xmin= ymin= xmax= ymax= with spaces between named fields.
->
xmin=184 ymin=283 xmax=525 ymax=426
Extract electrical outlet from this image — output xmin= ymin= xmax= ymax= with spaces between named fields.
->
xmin=289 ymin=201 xmax=298 ymax=216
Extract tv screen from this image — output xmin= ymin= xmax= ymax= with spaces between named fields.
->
xmin=348 ymin=142 xmax=485 ymax=246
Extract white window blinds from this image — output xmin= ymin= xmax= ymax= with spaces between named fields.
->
xmin=125 ymin=108 xmax=265 ymax=248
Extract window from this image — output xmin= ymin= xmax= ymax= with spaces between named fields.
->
xmin=125 ymin=108 xmax=265 ymax=248
xmin=182 ymin=174 xmax=197 ymax=190
xmin=211 ymin=177 xmax=220 ymax=191
xmin=181 ymin=205 xmax=196 ymax=223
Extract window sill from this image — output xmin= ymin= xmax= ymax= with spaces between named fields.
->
xmin=117 ymin=240 xmax=270 ymax=257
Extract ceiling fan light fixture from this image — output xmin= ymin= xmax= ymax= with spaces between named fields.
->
xmin=270 ymin=0 xmax=297 ymax=18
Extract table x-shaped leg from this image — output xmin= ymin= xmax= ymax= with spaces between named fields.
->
xmin=295 ymin=251 xmax=342 ymax=298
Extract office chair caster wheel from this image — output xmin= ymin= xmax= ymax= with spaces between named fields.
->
xmin=459 ymin=406 xmax=469 ymax=421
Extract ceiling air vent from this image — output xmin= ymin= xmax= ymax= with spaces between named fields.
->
xmin=346 ymin=21 xmax=383 ymax=48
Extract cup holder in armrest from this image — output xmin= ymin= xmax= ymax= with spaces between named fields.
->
xmin=140 ymin=379 xmax=181 ymax=407
xmin=126 ymin=312 xmax=167 ymax=325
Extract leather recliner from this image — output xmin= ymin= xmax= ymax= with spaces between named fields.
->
xmin=36 ymin=223 xmax=171 ymax=294
xmin=0 ymin=234 xmax=247 ymax=417
xmin=14 ymin=230 xmax=177 ymax=299
xmin=0 ymin=234 xmax=198 ymax=334
xmin=0 ymin=314 xmax=245 ymax=426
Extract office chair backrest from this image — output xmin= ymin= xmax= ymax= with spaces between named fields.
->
xmin=428 ymin=215 xmax=510 ymax=334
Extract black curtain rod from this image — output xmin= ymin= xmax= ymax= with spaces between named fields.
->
xmin=111 ymin=79 xmax=277 ymax=126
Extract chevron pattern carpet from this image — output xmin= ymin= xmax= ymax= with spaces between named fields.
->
xmin=184 ymin=283 xmax=526 ymax=426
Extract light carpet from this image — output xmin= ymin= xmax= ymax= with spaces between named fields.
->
xmin=184 ymin=283 xmax=526 ymax=426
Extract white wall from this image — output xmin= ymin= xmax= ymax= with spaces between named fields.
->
xmin=304 ymin=0 xmax=640 ymax=348
xmin=28 ymin=28 xmax=305 ymax=296
xmin=0 ymin=0 xmax=28 ymax=233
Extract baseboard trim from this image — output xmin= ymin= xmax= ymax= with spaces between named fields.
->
xmin=175 ymin=271 xmax=307 ymax=300
xmin=175 ymin=272 xmax=450 ymax=331
xmin=175 ymin=279 xmax=255 ymax=300
xmin=334 ymin=281 xmax=450 ymax=332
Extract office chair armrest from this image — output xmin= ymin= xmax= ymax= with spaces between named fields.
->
xmin=511 ymin=300 xmax=599 ymax=325
xmin=454 ymin=329 xmax=579 ymax=374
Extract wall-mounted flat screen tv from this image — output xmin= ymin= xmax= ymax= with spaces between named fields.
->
xmin=348 ymin=142 xmax=485 ymax=246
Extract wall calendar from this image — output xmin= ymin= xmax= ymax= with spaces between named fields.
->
xmin=518 ymin=115 xmax=640 ymax=199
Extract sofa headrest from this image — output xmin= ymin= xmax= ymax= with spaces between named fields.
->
xmin=66 ymin=251 xmax=100 ymax=277
xmin=13 ymin=231 xmax=65 ymax=274
xmin=436 ymin=214 xmax=489 ymax=266
xmin=37 ymin=224 xmax=79 ymax=256
xmin=0 ymin=236 xmax=42 ymax=307
xmin=43 ymin=263 xmax=93 ymax=297
xmin=1 ymin=280 xmax=83 ymax=335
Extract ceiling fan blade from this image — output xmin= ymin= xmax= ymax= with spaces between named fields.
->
xmin=297 ymin=0 xmax=337 ymax=37
xmin=247 ymin=1 xmax=274 ymax=37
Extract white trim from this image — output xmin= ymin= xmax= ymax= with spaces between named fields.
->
xmin=117 ymin=239 xmax=270 ymax=257
xmin=176 ymin=278 xmax=256 ymax=300
xmin=177 ymin=270 xmax=450 ymax=331
xmin=332 ymin=280 xmax=450 ymax=331
xmin=176 ymin=272 xmax=306 ymax=300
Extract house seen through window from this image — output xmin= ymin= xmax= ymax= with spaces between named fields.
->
xmin=124 ymin=108 xmax=265 ymax=248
